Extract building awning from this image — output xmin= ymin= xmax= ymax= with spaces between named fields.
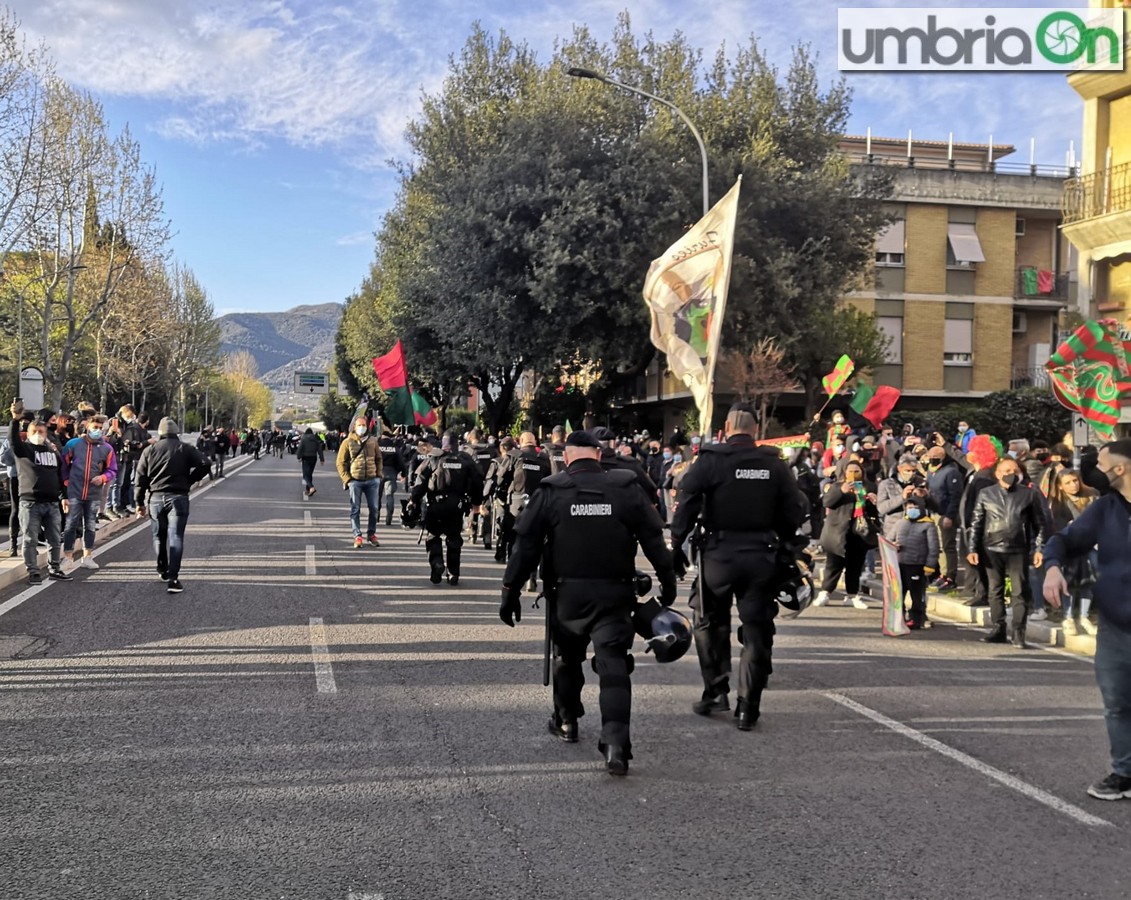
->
xmin=1092 ymin=242 xmax=1131 ymax=263
xmin=947 ymin=223 xmax=986 ymax=263
xmin=876 ymin=220 xmax=905 ymax=254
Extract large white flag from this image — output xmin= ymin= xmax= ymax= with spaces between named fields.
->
xmin=642 ymin=177 xmax=741 ymax=436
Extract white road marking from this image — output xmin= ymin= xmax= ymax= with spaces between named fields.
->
xmin=305 ymin=545 xmax=316 ymax=575
xmin=346 ymin=893 xmax=385 ymax=900
xmin=309 ymin=617 xmax=337 ymax=694
xmin=824 ymin=692 xmax=1112 ymax=828
xmin=304 ymin=511 xmax=312 ymax=527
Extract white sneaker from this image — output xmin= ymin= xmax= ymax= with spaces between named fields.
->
xmin=63 ymin=557 xmax=78 ymax=572
xmin=79 ymin=556 xmax=99 ymax=570
xmin=850 ymin=595 xmax=870 ymax=610
xmin=812 ymin=590 xmax=830 ymax=607
xmin=1029 ymin=609 xmax=1049 ymax=622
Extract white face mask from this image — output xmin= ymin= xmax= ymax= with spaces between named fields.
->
xmin=355 ymin=426 xmax=367 ymax=436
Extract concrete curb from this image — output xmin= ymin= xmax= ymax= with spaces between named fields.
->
xmin=927 ymin=590 xmax=1096 ymax=657
xmin=0 ymin=454 xmax=258 ymax=595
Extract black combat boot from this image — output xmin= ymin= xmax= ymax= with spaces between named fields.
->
xmin=602 ymin=744 xmax=629 ymax=776
xmin=693 ymin=689 xmax=730 ymax=716
xmin=547 ymin=715 xmax=578 ymax=743
xmin=735 ymin=697 xmax=760 ymax=731
xmin=981 ymin=625 xmax=1008 ymax=643
xmin=1011 ymin=627 xmax=1029 ymax=649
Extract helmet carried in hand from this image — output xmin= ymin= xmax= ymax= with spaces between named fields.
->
xmin=633 ymin=597 xmax=692 ymax=663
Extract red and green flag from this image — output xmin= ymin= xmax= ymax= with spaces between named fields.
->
xmin=850 ymin=384 xmax=901 ymax=428
xmin=822 ymin=354 xmax=854 ymax=396
xmin=1045 ymin=320 xmax=1131 ymax=441
xmin=372 ymin=340 xmax=437 ymax=428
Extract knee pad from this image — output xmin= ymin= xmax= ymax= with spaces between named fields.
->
xmin=591 ymin=653 xmax=633 ymax=674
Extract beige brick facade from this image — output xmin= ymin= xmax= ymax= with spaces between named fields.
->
xmin=902 ymin=301 xmax=945 ymax=389
xmin=974 ymin=208 xmax=1016 ymax=297
xmin=904 ymin=205 xmax=947 ymax=294
xmin=973 ymin=304 xmax=1012 ymax=391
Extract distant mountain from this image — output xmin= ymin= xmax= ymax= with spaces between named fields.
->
xmin=218 ymin=302 xmax=343 ymax=390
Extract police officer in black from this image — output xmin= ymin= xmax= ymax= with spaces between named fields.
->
xmin=546 ymin=425 xmax=567 ymax=475
xmin=484 ymin=436 xmax=517 ymax=562
xmin=506 ymin=432 xmax=551 ymax=561
xmin=591 ymin=426 xmax=659 ymax=509
xmin=670 ymin=403 xmax=807 ymax=731
xmin=408 ymin=430 xmax=484 ymax=585
xmin=377 ymin=429 xmax=404 ymax=527
xmin=465 ymin=428 xmax=497 ymax=547
xmin=500 ymin=429 xmax=676 ymax=776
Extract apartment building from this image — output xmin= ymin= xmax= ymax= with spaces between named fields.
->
xmin=842 ymin=135 xmax=1072 ymax=409
xmin=1061 ymin=0 xmax=1131 ymax=332
xmin=609 ymin=135 xmax=1073 ymax=435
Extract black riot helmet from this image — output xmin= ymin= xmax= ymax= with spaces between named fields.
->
xmin=633 ymin=598 xmax=692 ymax=663
xmin=400 ymin=498 xmax=421 ymax=530
xmin=774 ymin=550 xmax=815 ymax=619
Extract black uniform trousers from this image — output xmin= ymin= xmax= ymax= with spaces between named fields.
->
xmin=493 ymin=496 xmax=514 ymax=562
xmin=424 ymin=497 xmax=464 ymax=577
xmin=690 ymin=540 xmax=778 ymax=707
xmin=551 ymin=581 xmax=636 ymax=752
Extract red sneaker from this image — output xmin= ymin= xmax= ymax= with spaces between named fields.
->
xmin=353 ymin=536 xmax=364 ymax=549
xmin=368 ymin=534 xmax=380 ymax=547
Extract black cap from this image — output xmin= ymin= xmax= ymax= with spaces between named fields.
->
xmin=589 ymin=426 xmax=616 ymax=443
xmin=565 ymin=430 xmax=600 ymax=449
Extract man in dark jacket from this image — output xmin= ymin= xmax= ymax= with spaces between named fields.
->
xmin=8 ymin=402 xmax=71 ymax=584
xmin=967 ymin=456 xmax=1047 ymax=647
xmin=925 ymin=444 xmax=963 ymax=591
xmin=134 ymin=418 xmax=212 ymax=594
xmin=1044 ymin=439 xmax=1131 ymax=801
xmin=297 ymin=427 xmax=325 ymax=497
xmin=592 ymin=427 xmax=658 ymax=509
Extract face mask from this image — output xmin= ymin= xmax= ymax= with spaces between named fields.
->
xmin=27 ymin=433 xmax=45 ymax=446
xmin=928 ymin=460 xmax=941 ymax=470
xmin=662 ymin=452 xmax=672 ymax=461
xmin=906 ymin=508 xmax=922 ymax=520
xmin=1104 ymin=467 xmax=1122 ymax=489
xmin=833 ymin=416 xmax=844 ymax=425
xmin=833 ymin=446 xmax=845 ymax=457
xmin=87 ymin=429 xmax=103 ymax=440
xmin=673 ymin=454 xmax=683 ymax=463
xmin=691 ymin=437 xmax=701 ymax=446
xmin=1001 ymin=473 xmax=1020 ymax=487
xmin=355 ymin=426 xmax=367 ymax=436
xmin=1007 ymin=450 xmax=1018 ymax=459
xmin=957 ymin=425 xmax=968 ymax=433
xmin=851 ymin=442 xmax=861 ymax=453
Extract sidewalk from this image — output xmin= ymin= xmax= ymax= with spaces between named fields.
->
xmin=926 ymin=588 xmax=1096 ymax=657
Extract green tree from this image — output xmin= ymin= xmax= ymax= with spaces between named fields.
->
xmin=318 ymin=391 xmax=356 ymax=432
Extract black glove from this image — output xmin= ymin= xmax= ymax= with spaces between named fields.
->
xmin=499 ymin=586 xmax=522 ymax=626
xmin=672 ymin=547 xmax=690 ymax=579
xmin=659 ymin=573 xmax=677 ymax=607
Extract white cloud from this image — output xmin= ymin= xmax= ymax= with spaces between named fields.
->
xmin=5 ymin=0 xmax=1090 ymax=170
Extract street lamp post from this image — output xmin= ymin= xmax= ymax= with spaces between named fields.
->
xmin=566 ymin=67 xmax=710 ymax=217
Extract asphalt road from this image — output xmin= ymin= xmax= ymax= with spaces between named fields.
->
xmin=1 ymin=452 xmax=1128 ymax=900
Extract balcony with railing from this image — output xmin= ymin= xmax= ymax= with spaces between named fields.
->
xmin=1062 ymin=161 xmax=1131 ymax=225
xmin=1011 ymin=366 xmax=1051 ymax=390
xmin=1014 ymin=267 xmax=1069 ymax=303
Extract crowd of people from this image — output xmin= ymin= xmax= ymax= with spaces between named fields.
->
xmin=3 ymin=400 xmax=1125 ymax=796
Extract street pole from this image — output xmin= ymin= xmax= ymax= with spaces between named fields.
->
xmin=566 ymin=67 xmax=710 ymax=218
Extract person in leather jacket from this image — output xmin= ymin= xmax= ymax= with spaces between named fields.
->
xmin=967 ymin=456 xmax=1048 ymax=647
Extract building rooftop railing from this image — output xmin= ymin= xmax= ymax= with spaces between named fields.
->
xmin=847 ymin=152 xmax=1078 ymax=180
xmin=1011 ymin=366 xmax=1051 ymax=391
xmin=1062 ymin=161 xmax=1131 ymax=225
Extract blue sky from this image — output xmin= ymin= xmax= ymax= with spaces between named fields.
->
xmin=5 ymin=0 xmax=1085 ymax=317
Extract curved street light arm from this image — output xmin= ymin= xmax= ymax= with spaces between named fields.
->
xmin=567 ymin=67 xmax=709 ymax=217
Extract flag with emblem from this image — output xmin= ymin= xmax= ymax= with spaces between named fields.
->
xmin=643 ymin=177 xmax=742 ymax=436
xmin=1045 ymin=320 xmax=1131 ymax=441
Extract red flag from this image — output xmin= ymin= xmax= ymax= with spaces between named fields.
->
xmin=855 ymin=385 xmax=900 ymax=428
xmin=372 ymin=341 xmax=416 ymax=426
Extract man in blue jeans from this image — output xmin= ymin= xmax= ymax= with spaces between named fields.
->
xmin=1044 ymin=438 xmax=1131 ymax=801
xmin=336 ymin=414 xmax=383 ymax=548
xmin=134 ymin=418 xmax=212 ymax=594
